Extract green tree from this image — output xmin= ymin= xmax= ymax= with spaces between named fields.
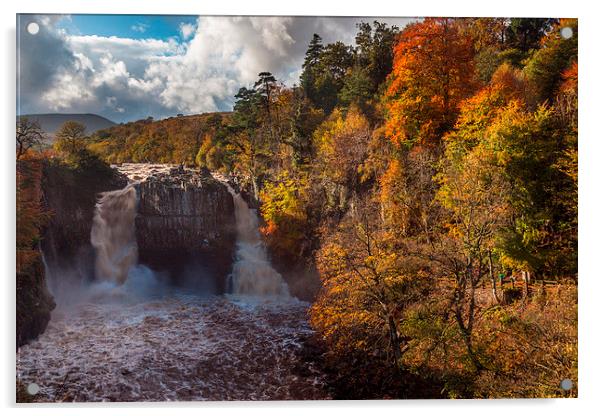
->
xmin=524 ymin=19 xmax=578 ymax=104
xmin=354 ymin=21 xmax=400 ymax=92
xmin=300 ymin=37 xmax=354 ymax=114
xmin=229 ymin=85 xmax=271 ymax=200
xmin=506 ymin=18 xmax=557 ymax=52
xmin=338 ymin=65 xmax=374 ymax=111
xmin=278 ymin=87 xmax=324 ymax=168
xmin=300 ymin=34 xmax=324 ymax=106
xmin=254 ymin=72 xmax=278 ymax=116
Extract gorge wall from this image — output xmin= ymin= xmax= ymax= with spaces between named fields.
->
xmin=16 ymin=160 xmax=56 ymax=348
xmin=41 ymin=161 xmax=128 ymax=294
xmin=117 ymin=164 xmax=236 ymax=292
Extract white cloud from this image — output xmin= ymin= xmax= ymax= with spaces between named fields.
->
xmin=179 ymin=22 xmax=196 ymax=40
xmin=131 ymin=22 xmax=149 ymax=33
xmin=41 ymin=70 xmax=95 ymax=110
xmin=18 ymin=15 xmax=414 ymax=122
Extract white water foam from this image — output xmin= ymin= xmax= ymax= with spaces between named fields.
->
xmin=227 ymin=187 xmax=290 ymax=298
xmin=17 ymin=167 xmax=326 ymax=402
xmin=90 ymin=185 xmax=138 ymax=285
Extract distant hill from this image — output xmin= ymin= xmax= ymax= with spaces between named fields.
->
xmin=18 ymin=113 xmax=117 ymax=139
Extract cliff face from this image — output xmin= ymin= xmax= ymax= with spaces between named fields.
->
xmin=117 ymin=164 xmax=236 ymax=292
xmin=41 ymin=160 xmax=128 ymax=285
xmin=16 ymin=256 xmax=56 ymax=348
xmin=17 ymin=159 xmax=56 ymax=348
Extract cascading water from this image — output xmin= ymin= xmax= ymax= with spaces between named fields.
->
xmin=227 ymin=188 xmax=290 ymax=297
xmin=90 ymin=185 xmax=138 ymax=285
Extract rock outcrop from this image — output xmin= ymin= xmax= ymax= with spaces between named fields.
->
xmin=117 ymin=164 xmax=236 ymax=292
xmin=16 ymin=256 xmax=56 ymax=348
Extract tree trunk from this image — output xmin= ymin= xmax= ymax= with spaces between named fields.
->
xmin=454 ymin=306 xmax=484 ymax=373
xmin=463 ymin=331 xmax=484 ymax=372
xmin=522 ymin=270 xmax=530 ymax=299
xmin=488 ymin=250 xmax=500 ymax=303
xmin=388 ymin=315 xmax=403 ymax=366
xmin=251 ymin=176 xmax=259 ymax=203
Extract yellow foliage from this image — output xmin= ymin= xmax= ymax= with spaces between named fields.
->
xmin=259 ymin=171 xmax=309 ymax=261
xmin=313 ymin=106 xmax=370 ymax=186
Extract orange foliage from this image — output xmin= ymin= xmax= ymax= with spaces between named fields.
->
xmin=444 ymin=64 xmax=525 ymax=153
xmin=560 ymin=61 xmax=578 ymax=94
xmin=384 ymin=18 xmax=478 ymax=147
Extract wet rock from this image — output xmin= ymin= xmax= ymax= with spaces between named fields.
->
xmin=16 ymin=255 xmax=55 ymax=348
xmin=117 ymin=164 xmax=236 ymax=292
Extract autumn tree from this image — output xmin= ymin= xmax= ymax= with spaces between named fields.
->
xmin=436 ymin=134 xmax=512 ymax=371
xmin=310 ymin=195 xmax=430 ymax=367
xmin=443 ymin=58 xmax=577 ymax=277
xmin=384 ymin=18 xmax=478 ymax=147
xmin=524 ymin=19 xmax=578 ymax=105
xmin=457 ymin=18 xmax=508 ymax=52
xmin=16 ymin=157 xmax=48 ymax=272
xmin=378 ymin=146 xmax=439 ymax=238
xmin=259 ymin=171 xmax=310 ymax=262
xmin=312 ymin=106 xmax=371 ymax=213
xmin=54 ymin=121 xmax=88 ymax=156
xmin=195 ymin=115 xmax=230 ymax=171
xmin=458 ymin=18 xmax=510 ymax=83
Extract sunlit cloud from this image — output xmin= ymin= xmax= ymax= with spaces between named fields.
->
xmin=17 ymin=15 xmax=413 ymax=122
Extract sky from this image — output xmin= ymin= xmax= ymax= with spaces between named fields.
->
xmin=17 ymin=14 xmax=413 ymax=123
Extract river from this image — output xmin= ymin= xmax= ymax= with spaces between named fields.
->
xmin=17 ymin=289 xmax=328 ymax=401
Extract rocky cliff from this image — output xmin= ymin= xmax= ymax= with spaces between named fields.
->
xmin=17 ymin=159 xmax=56 ymax=348
xmin=16 ymin=256 xmax=56 ymax=348
xmin=117 ymin=164 xmax=236 ymax=292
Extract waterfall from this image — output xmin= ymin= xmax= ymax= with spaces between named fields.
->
xmin=228 ymin=188 xmax=290 ymax=297
xmin=90 ymin=185 xmax=138 ymax=285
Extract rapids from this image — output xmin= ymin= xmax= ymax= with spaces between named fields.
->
xmin=16 ymin=290 xmax=328 ymax=401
